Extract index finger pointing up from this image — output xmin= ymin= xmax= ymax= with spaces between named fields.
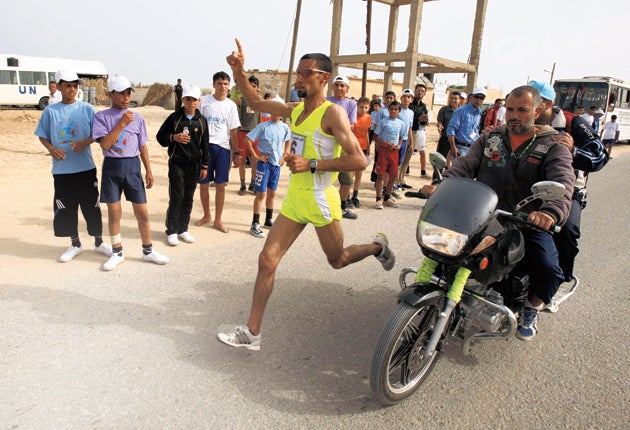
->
xmin=235 ymin=38 xmax=243 ymax=54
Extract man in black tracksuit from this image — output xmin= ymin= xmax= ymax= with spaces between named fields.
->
xmin=156 ymin=85 xmax=210 ymax=246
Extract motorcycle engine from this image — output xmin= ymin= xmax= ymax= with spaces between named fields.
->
xmin=460 ymin=290 xmax=506 ymax=334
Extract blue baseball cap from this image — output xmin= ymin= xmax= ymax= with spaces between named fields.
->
xmin=528 ymin=80 xmax=555 ymax=101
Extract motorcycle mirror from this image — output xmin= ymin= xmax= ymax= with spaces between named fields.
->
xmin=429 ymin=152 xmax=447 ymax=170
xmin=530 ymin=181 xmax=566 ymax=201
xmin=515 ymin=181 xmax=567 ymax=211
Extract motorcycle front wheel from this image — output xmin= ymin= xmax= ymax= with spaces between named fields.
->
xmin=370 ymin=294 xmax=444 ymax=405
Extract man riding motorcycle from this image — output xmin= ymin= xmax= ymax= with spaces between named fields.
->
xmin=421 ymin=85 xmax=575 ymax=341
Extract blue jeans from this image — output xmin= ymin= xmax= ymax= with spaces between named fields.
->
xmin=521 ymin=231 xmax=565 ymax=304
xmin=456 ymin=144 xmax=471 ymax=157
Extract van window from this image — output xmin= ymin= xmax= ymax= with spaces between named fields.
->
xmin=19 ymin=70 xmax=47 ymax=85
xmin=0 ymin=70 xmax=17 ymax=85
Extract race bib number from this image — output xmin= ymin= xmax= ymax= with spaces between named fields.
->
xmin=290 ymin=133 xmax=305 ymax=156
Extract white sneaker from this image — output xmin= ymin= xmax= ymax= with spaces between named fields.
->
xmin=143 ymin=249 xmax=169 ymax=265
xmin=167 ymin=233 xmax=179 ymax=246
xmin=178 ymin=231 xmax=195 ymax=243
xmin=217 ymin=325 xmax=261 ymax=351
xmin=103 ymin=252 xmax=124 ymax=271
xmin=94 ymin=243 xmax=113 ymax=257
xmin=59 ymin=245 xmax=83 ymax=262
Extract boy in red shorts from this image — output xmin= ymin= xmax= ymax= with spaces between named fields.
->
xmin=373 ymin=101 xmax=404 ymax=209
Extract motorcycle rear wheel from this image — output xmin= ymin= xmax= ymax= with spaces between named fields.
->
xmin=370 ymin=294 xmax=444 ymax=405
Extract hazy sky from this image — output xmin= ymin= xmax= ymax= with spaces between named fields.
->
xmin=3 ymin=0 xmax=629 ymax=95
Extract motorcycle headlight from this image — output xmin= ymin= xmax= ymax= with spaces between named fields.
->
xmin=418 ymin=221 xmax=468 ymax=256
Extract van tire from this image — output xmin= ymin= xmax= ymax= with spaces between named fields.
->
xmin=37 ymin=97 xmax=49 ymax=110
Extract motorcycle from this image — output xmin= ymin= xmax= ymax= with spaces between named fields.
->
xmin=369 ymin=153 xmax=579 ymax=405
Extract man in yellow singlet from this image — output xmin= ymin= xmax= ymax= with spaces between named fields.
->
xmin=217 ymin=39 xmax=396 ymax=351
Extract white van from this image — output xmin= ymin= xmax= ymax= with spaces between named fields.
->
xmin=0 ymin=54 xmax=107 ymax=109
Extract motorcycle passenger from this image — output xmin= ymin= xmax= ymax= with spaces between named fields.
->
xmin=528 ymin=80 xmax=608 ymax=287
xmin=422 ymin=85 xmax=575 ymax=341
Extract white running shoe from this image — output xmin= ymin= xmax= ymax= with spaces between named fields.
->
xmin=217 ymin=325 xmax=261 ymax=351
xmin=178 ymin=231 xmax=195 ymax=243
xmin=167 ymin=233 xmax=179 ymax=246
xmin=94 ymin=243 xmax=113 ymax=257
xmin=373 ymin=233 xmax=395 ymax=271
xmin=143 ymin=250 xmax=169 ymax=265
xmin=59 ymin=246 xmax=83 ymax=262
xmin=103 ymin=252 xmax=125 ymax=271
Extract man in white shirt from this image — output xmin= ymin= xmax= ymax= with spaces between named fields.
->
xmin=600 ymin=114 xmax=620 ymax=158
xmin=46 ymin=81 xmax=62 ymax=107
xmin=196 ymin=71 xmax=241 ymax=232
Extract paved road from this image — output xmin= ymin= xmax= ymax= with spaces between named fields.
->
xmin=1 ymin=154 xmax=628 ymax=429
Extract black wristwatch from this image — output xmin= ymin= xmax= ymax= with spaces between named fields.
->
xmin=309 ymin=159 xmax=317 ymax=174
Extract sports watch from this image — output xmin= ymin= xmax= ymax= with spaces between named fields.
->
xmin=309 ymin=159 xmax=317 ymax=174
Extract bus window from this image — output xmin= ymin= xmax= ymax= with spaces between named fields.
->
xmin=18 ymin=70 xmax=47 ymax=85
xmin=0 ymin=70 xmax=17 ymax=85
xmin=609 ymin=87 xmax=618 ymax=106
xmin=48 ymin=71 xmax=55 ymax=84
xmin=554 ymin=81 xmax=609 ymax=113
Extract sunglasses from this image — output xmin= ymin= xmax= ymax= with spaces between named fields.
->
xmin=295 ymin=68 xmax=327 ymax=78
xmin=473 ymin=94 xmax=486 ymax=100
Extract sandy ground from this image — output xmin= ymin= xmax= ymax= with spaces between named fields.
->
xmin=0 ymin=106 xmax=438 ymax=284
xmin=1 ymin=106 xmax=625 ymax=285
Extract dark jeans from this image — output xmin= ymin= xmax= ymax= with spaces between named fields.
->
xmin=165 ymin=161 xmax=200 ymax=235
xmin=553 ymin=197 xmax=582 ymax=282
xmin=522 ymin=230 xmax=565 ymax=304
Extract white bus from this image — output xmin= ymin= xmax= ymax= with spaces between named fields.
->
xmin=553 ymin=76 xmax=630 ymax=142
xmin=0 ymin=54 xmax=107 ymax=109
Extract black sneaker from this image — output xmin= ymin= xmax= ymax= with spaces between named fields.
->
xmin=250 ymin=222 xmax=265 ymax=238
xmin=263 ymin=219 xmax=274 ymax=228
xmin=342 ymin=208 xmax=358 ymax=220
xmin=346 ymin=198 xmax=354 ymax=209
xmin=351 ymin=196 xmax=361 ymax=208
xmin=400 ymin=183 xmax=413 ymax=189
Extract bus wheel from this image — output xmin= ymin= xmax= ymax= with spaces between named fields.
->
xmin=37 ymin=97 xmax=49 ymax=110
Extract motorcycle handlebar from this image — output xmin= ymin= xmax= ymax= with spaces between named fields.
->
xmin=495 ymin=210 xmax=560 ymax=234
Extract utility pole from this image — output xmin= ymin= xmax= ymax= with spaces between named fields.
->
xmin=285 ymin=0 xmax=302 ymax=102
xmin=362 ymin=0 xmax=372 ymax=97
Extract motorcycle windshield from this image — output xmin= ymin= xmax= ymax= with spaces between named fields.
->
xmin=419 ymin=177 xmax=498 ymax=237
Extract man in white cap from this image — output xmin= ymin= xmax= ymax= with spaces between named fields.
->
xmin=93 ymin=75 xmax=170 ymax=271
xmin=35 ymin=69 xmax=112 ymax=263
xmin=446 ymin=86 xmax=486 ymax=157
xmin=156 ymin=84 xmax=210 ymax=246
xmin=592 ymin=108 xmax=605 ymax=133
xmin=326 ymin=75 xmax=359 ymax=219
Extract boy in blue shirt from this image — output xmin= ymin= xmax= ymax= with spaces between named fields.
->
xmin=35 ymin=69 xmax=111 ymax=263
xmin=374 ymin=101 xmax=405 ymax=209
xmin=245 ymin=114 xmax=291 ymax=238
